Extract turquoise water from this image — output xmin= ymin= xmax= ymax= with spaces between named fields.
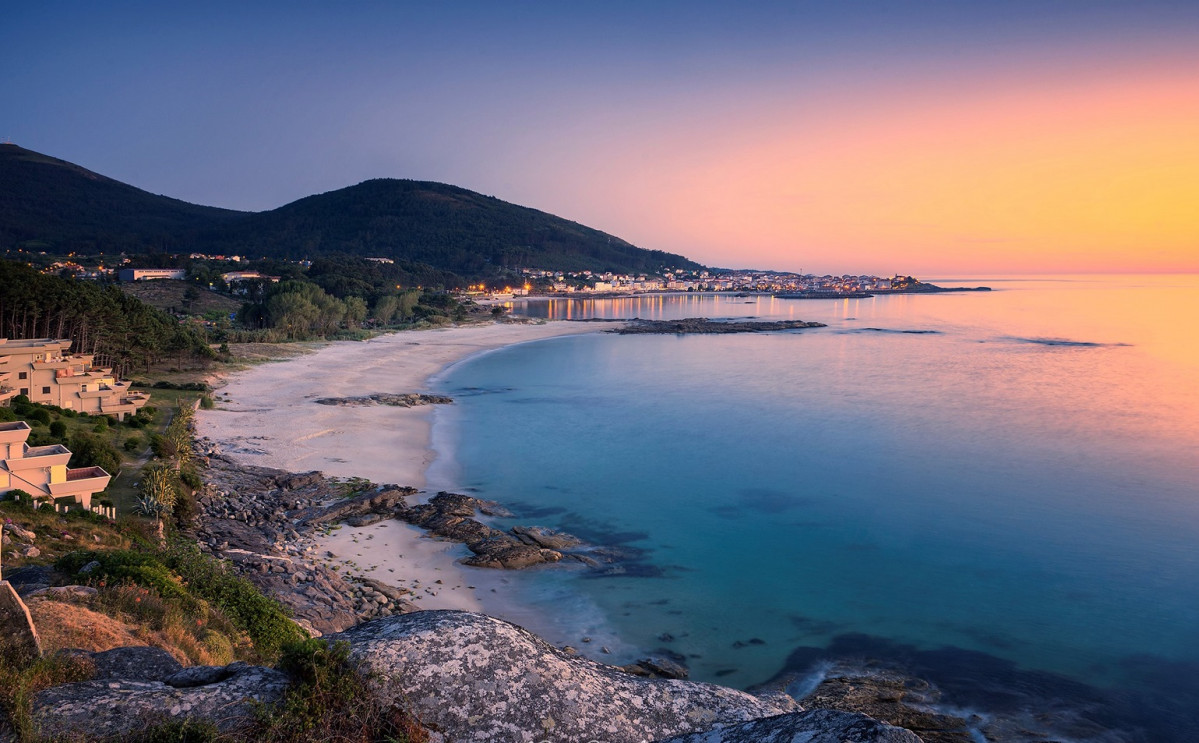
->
xmin=427 ymin=276 xmax=1199 ymax=729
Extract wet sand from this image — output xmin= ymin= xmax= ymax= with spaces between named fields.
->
xmin=196 ymin=321 xmax=611 ymax=611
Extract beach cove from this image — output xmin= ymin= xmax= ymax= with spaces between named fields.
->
xmin=195 ymin=278 xmax=1199 ymax=741
xmin=196 ymin=320 xmax=617 ymax=615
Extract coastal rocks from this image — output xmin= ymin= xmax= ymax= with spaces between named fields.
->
xmin=613 ymin=318 xmax=826 ymax=334
xmin=655 ymin=708 xmax=924 ymax=743
xmin=511 ymin=524 xmax=584 ymax=551
xmin=402 ymin=492 xmax=564 ymax=569
xmin=296 ymin=483 xmax=416 ymax=527
xmin=330 ymin=610 xmax=798 ymax=743
xmin=620 ymin=656 xmax=691 ymax=680
xmin=193 ymin=454 xmax=407 ymax=632
xmin=799 ymin=670 xmax=973 ymax=743
xmin=31 ymin=661 xmax=289 ymax=738
xmin=314 ymin=393 xmax=453 ymax=407
xmin=462 ymin=538 xmax=562 ymax=569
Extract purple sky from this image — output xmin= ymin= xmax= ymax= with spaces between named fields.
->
xmin=4 ymin=2 xmax=1197 ymax=273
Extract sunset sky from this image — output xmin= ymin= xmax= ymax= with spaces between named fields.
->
xmin=3 ymin=2 xmax=1197 ymax=275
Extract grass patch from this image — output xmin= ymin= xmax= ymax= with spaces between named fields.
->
xmin=253 ymin=639 xmax=428 ymax=743
xmin=0 ymin=647 xmax=95 ymax=741
xmin=0 ymin=500 xmax=138 ymax=569
xmin=56 ymin=543 xmax=306 ymax=663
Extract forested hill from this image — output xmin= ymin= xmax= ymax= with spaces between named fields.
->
xmin=0 ymin=144 xmax=699 ymax=276
xmin=0 ymin=144 xmax=246 ymax=254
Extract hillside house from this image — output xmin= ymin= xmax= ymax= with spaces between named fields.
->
xmin=0 ymin=421 xmax=111 ymax=510
xmin=0 ymin=338 xmax=149 ymax=420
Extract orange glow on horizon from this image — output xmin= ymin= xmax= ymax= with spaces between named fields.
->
xmin=549 ymin=61 xmax=1199 ymax=275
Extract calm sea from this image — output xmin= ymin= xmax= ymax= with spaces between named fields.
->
xmin=427 ymin=275 xmax=1199 ymax=738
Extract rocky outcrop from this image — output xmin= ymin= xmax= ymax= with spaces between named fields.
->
xmin=296 ymin=483 xmax=415 ymax=527
xmin=26 ymin=611 xmax=938 ymax=743
xmin=32 ymin=661 xmax=289 ymax=738
xmin=331 ymin=610 xmax=798 ymax=743
xmin=0 ymin=581 xmax=41 ymax=659
xmin=403 ymin=492 xmax=564 ymax=569
xmin=655 ymin=708 xmax=923 ymax=742
xmin=189 ymin=451 xmax=417 ymax=633
xmin=613 ymin=318 xmax=826 ymax=334
xmin=84 ymin=646 xmax=183 ymax=682
xmin=314 ymin=393 xmax=453 ymax=407
xmin=799 ymin=670 xmax=972 ymax=743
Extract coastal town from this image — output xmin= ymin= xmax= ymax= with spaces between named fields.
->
xmin=14 ymin=247 xmax=933 ymax=300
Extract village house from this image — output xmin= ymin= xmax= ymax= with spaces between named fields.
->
xmin=0 ymin=338 xmax=149 ymax=420
xmin=0 ymin=420 xmax=111 ymax=510
xmin=117 ymin=268 xmax=188 ymax=281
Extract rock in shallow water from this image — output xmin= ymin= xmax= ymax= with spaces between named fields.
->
xmin=655 ymin=708 xmax=924 ymax=743
xmin=329 ymin=610 xmax=798 ymax=743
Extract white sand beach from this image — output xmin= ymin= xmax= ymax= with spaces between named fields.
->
xmin=196 ymin=320 xmax=609 ymax=612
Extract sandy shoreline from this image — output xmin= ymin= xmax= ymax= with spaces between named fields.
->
xmin=196 ymin=320 xmax=611 ymax=614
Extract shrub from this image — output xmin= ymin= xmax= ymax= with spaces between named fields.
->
xmin=56 ymin=550 xmax=194 ymax=606
xmin=162 ymin=543 xmax=306 ymax=660
xmin=49 ymin=420 xmax=67 ymax=439
xmin=3 ymin=488 xmax=34 ymax=508
xmin=124 ymin=436 xmax=143 ymax=452
xmin=254 ymin=639 xmax=428 ymax=742
xmin=0 ymin=647 xmax=95 ymax=740
xmin=116 ymin=718 xmax=220 ymax=743
xmin=179 ymin=468 xmax=203 ymax=490
xmin=199 ymin=395 xmax=214 ymax=409
xmin=28 ymin=409 xmax=51 ymax=426
xmin=69 ymin=431 xmax=122 ymax=474
xmin=150 ymin=433 xmax=178 ymax=460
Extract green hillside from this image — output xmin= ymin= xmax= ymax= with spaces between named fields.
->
xmin=0 ymin=144 xmax=698 ymax=276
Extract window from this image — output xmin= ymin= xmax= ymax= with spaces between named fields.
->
xmin=18 ymin=372 xmax=26 ymax=379
xmin=42 ymin=386 xmax=51 ymax=395
xmin=19 ymin=388 xmax=27 ymax=396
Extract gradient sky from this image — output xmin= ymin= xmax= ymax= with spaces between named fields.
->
xmin=3 ymin=1 xmax=1197 ymax=275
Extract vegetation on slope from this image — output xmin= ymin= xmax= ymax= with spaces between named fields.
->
xmin=212 ymin=178 xmax=698 ymax=275
xmin=0 ymin=144 xmax=244 ymax=255
xmin=0 ymin=260 xmax=214 ymax=376
xmin=1 ymin=143 xmax=700 ymax=278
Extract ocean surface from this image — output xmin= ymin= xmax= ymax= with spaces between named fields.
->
xmin=426 ymin=275 xmax=1199 ymax=739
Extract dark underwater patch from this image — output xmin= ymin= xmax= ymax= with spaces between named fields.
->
xmin=710 ymin=487 xmax=808 ymax=518
xmin=1006 ymin=336 xmax=1130 ymax=348
xmin=773 ymin=633 xmax=1199 ymax=742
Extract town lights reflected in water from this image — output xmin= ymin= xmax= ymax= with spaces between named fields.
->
xmin=438 ymin=274 xmax=1199 ymax=694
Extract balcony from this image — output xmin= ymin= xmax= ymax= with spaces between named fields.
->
xmin=7 ymin=444 xmax=72 ymax=470
xmin=48 ymin=466 xmax=112 ymax=504
xmin=0 ymin=420 xmax=32 ymax=444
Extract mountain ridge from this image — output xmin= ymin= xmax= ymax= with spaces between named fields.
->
xmin=0 ymin=144 xmax=698 ymax=276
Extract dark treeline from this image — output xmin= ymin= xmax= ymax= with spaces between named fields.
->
xmin=2 ymin=145 xmax=700 ymax=278
xmin=0 ymin=260 xmax=213 ymax=375
xmin=234 ymin=255 xmax=470 ymax=340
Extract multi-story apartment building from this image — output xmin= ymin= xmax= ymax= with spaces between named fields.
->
xmin=0 ymin=338 xmax=149 ymax=420
xmin=0 ymin=421 xmax=111 ymax=509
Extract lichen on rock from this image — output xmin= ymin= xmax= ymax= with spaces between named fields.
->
xmin=330 ymin=610 xmax=798 ymax=743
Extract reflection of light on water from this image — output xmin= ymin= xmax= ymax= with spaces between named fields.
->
xmin=439 ymin=276 xmax=1199 ymax=699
